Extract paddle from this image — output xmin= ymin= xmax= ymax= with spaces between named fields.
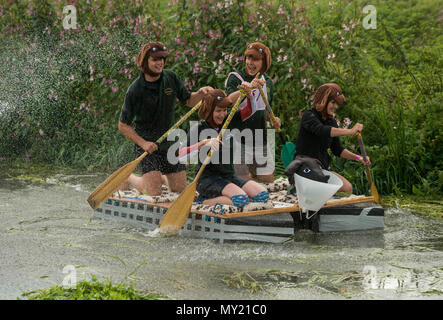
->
xmin=256 ymin=80 xmax=296 ymax=168
xmin=87 ymin=101 xmax=203 ymax=210
xmin=357 ymin=132 xmax=380 ymax=204
xmin=159 ymin=91 xmax=247 ymax=235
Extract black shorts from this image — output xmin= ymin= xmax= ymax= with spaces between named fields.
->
xmin=196 ymin=174 xmax=249 ymax=199
xmin=135 ymin=145 xmax=185 ymax=175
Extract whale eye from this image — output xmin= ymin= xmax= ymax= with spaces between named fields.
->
xmin=303 ymin=168 xmax=311 ymax=173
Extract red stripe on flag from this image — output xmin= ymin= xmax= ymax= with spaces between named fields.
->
xmin=240 ymin=97 xmax=253 ymax=121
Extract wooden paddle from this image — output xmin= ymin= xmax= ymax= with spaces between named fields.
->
xmin=158 ymin=91 xmax=247 ymax=235
xmin=357 ymin=132 xmax=380 ymax=204
xmin=256 ymin=81 xmax=296 ymax=168
xmin=87 ymin=101 xmax=203 ymax=210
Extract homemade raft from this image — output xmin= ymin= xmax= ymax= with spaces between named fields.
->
xmin=93 ymin=178 xmax=384 ymax=243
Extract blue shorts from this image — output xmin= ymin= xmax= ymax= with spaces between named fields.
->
xmin=196 ymin=174 xmax=249 ymax=199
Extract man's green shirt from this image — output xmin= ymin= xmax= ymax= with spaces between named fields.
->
xmin=120 ymin=70 xmax=191 ymax=151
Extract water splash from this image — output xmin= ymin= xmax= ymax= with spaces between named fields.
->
xmin=142 ymin=228 xmax=163 ymax=238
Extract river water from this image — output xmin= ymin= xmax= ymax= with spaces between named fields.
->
xmin=0 ymin=169 xmax=442 ymax=300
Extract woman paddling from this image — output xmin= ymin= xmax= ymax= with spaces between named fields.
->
xmin=225 ymin=42 xmax=281 ymax=183
xmin=292 ymin=83 xmax=370 ymax=193
xmin=178 ymin=89 xmax=269 ymax=209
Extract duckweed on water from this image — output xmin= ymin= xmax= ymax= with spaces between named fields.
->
xmin=220 ymin=272 xmax=265 ymax=294
xmin=0 ymin=161 xmax=81 ymax=182
xmin=19 ymin=274 xmax=164 ymax=300
xmin=220 ymin=269 xmax=366 ymax=297
xmin=382 ymin=195 xmax=443 ymax=219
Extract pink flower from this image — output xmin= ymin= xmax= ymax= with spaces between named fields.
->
xmin=99 ymin=123 xmax=104 ymax=130
xmin=99 ymin=36 xmax=107 ymax=45
xmin=39 ymin=129 xmax=44 ymax=136
xmin=248 ymin=12 xmax=254 ymax=23
xmin=111 ymin=87 xmax=118 ymax=93
xmin=277 ymin=6 xmax=285 ymax=14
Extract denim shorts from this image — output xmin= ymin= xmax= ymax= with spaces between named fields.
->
xmin=196 ymin=174 xmax=249 ymax=199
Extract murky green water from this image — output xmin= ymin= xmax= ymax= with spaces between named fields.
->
xmin=0 ymin=168 xmax=442 ymax=300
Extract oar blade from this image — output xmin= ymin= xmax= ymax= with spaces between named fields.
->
xmin=159 ymin=181 xmax=197 ymax=236
xmin=371 ymin=183 xmax=380 ymax=204
xmin=87 ymin=155 xmax=143 ymax=210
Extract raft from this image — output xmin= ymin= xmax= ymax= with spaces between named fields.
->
xmin=92 ymin=178 xmax=384 ymax=243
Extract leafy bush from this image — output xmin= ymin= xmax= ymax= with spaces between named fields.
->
xmin=0 ymin=0 xmax=441 ymax=195
xmin=20 ymin=274 xmax=163 ymax=300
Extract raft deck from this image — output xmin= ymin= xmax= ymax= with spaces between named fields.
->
xmin=93 ymin=178 xmax=384 ymax=243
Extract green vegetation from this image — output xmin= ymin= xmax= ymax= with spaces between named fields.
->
xmin=382 ymin=195 xmax=443 ymax=219
xmin=20 ymin=274 xmax=164 ymax=300
xmin=0 ymin=0 xmax=441 ymax=197
xmin=220 ymin=271 xmax=265 ymax=294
